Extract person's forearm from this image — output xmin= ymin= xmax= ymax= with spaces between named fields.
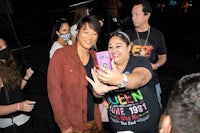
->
xmin=21 ymin=75 xmax=29 ymax=89
xmin=21 ymin=68 xmax=34 ymax=89
xmin=125 ymin=68 xmax=152 ymax=89
xmin=152 ymin=54 xmax=167 ymax=70
xmin=0 ymin=103 xmax=19 ymax=116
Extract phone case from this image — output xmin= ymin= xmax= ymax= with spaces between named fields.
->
xmin=96 ymin=51 xmax=112 ymax=70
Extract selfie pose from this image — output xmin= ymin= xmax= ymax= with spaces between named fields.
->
xmin=87 ymin=31 xmax=161 ymax=133
xmin=48 ymin=16 xmax=102 ymax=133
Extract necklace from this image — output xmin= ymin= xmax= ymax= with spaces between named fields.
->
xmin=136 ymin=27 xmax=150 ymax=56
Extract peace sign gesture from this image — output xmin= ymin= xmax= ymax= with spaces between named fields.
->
xmin=86 ymin=67 xmax=118 ymax=96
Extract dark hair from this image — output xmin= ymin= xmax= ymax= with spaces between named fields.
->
xmin=72 ymin=6 xmax=89 ymax=24
xmin=77 ymin=15 xmax=101 ymax=39
xmin=0 ymin=38 xmax=18 ymax=69
xmin=163 ymin=73 xmax=200 ymax=133
xmin=51 ymin=18 xmax=70 ymax=43
xmin=134 ymin=0 xmax=152 ymax=15
xmin=109 ymin=30 xmax=131 ymax=45
xmin=0 ymin=61 xmax=21 ymax=90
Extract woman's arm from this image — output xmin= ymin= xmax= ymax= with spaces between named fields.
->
xmin=124 ymin=67 xmax=152 ymax=89
xmin=96 ymin=60 xmax=152 ymax=90
xmin=21 ymin=68 xmax=34 ymax=89
xmin=86 ymin=62 xmax=152 ymax=94
xmin=0 ymin=103 xmax=19 ymax=115
xmin=0 ymin=100 xmax=36 ymax=116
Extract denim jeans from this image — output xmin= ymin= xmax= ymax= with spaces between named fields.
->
xmin=155 ymin=83 xmax=162 ymax=108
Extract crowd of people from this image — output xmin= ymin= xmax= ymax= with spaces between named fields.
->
xmin=1 ymin=0 xmax=199 ymax=133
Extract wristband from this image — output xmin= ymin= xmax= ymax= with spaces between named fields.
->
xmin=117 ymin=74 xmax=128 ymax=88
xmin=17 ymin=103 xmax=20 ymax=111
xmin=156 ymin=63 xmax=160 ymax=68
xmin=23 ymin=78 xmax=28 ymax=82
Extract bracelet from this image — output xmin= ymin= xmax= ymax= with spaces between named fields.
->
xmin=17 ymin=103 xmax=20 ymax=111
xmin=156 ymin=63 xmax=160 ymax=68
xmin=23 ymin=78 xmax=28 ymax=82
xmin=117 ymin=74 xmax=128 ymax=88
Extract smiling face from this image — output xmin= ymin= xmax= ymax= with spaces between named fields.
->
xmin=108 ymin=36 xmax=131 ymax=65
xmin=77 ymin=22 xmax=98 ymax=50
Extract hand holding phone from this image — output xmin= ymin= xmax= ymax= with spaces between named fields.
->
xmin=96 ymin=51 xmax=112 ymax=71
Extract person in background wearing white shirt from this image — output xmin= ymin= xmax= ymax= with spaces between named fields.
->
xmin=49 ymin=18 xmax=72 ymax=59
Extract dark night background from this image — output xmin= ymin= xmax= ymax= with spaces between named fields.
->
xmin=0 ymin=0 xmax=199 ymax=133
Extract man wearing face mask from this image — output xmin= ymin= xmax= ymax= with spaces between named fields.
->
xmin=49 ymin=18 xmax=72 ymax=59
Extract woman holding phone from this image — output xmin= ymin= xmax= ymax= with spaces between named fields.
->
xmin=86 ymin=31 xmax=161 ymax=133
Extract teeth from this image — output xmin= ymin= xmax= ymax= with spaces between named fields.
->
xmin=112 ymin=54 xmax=118 ymax=57
xmin=85 ymin=40 xmax=91 ymax=44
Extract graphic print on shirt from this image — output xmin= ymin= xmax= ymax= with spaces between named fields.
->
xmin=106 ymin=89 xmax=150 ymax=126
xmin=131 ymin=39 xmax=153 ymax=58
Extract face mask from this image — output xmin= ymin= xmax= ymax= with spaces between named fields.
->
xmin=60 ymin=33 xmax=71 ymax=41
xmin=0 ymin=47 xmax=10 ymax=59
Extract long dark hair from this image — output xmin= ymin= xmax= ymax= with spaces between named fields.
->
xmin=0 ymin=61 xmax=21 ymax=90
xmin=72 ymin=6 xmax=89 ymax=24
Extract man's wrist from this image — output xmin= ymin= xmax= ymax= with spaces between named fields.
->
xmin=156 ymin=63 xmax=160 ymax=68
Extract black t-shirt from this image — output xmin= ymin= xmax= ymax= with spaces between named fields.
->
xmin=105 ymin=56 xmax=161 ymax=133
xmin=125 ymin=27 xmax=167 ymax=83
xmin=125 ymin=27 xmax=167 ymax=63
xmin=85 ymin=55 xmax=95 ymax=121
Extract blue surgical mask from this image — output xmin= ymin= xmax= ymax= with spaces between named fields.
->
xmin=60 ymin=33 xmax=71 ymax=41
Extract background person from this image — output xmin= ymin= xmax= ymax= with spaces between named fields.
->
xmin=70 ymin=6 xmax=90 ymax=44
xmin=0 ymin=38 xmax=36 ymax=133
xmin=49 ymin=18 xmax=72 ymax=59
xmin=159 ymin=73 xmax=200 ymax=133
xmin=125 ymin=0 xmax=167 ymax=109
xmin=0 ymin=38 xmax=34 ymax=90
